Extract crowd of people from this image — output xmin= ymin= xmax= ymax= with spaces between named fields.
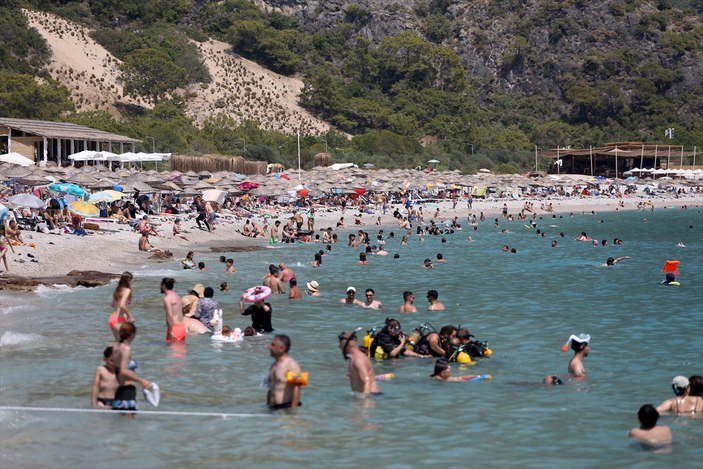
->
xmin=75 ymin=190 xmax=700 ymax=454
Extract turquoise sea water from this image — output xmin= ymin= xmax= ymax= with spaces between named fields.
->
xmin=1 ymin=207 xmax=702 ymax=468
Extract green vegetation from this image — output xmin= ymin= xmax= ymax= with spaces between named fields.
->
xmin=7 ymin=0 xmax=703 ymax=172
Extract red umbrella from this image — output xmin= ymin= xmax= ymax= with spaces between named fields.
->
xmin=297 ymin=188 xmax=309 ymax=198
xmin=353 ymin=187 xmax=366 ymax=195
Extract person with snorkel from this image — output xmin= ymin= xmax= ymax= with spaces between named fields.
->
xmin=562 ymin=334 xmax=590 ymax=379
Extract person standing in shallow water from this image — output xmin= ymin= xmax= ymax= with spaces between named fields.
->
xmin=111 ymin=323 xmax=153 ymax=411
xmin=162 ymin=277 xmax=186 ymax=343
xmin=109 ymin=272 xmax=134 ymax=340
xmin=267 ymin=335 xmax=302 ymax=410
xmin=339 ymin=331 xmax=379 ymax=394
xmin=562 ymin=334 xmax=589 ymax=378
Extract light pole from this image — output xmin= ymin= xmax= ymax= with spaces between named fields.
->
xmin=146 ymin=136 xmax=155 ymax=153
xmin=534 ymin=145 xmax=541 ymax=172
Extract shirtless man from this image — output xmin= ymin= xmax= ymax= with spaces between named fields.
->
xmin=267 ymin=335 xmax=302 ymax=410
xmin=91 ymin=346 xmax=118 ymax=408
xmin=563 ymin=334 xmax=590 ymax=378
xmin=629 ymin=405 xmax=672 ymax=447
xmin=427 ymin=290 xmax=445 ymax=311
xmin=288 ymin=278 xmax=302 ymax=300
xmin=270 ymin=220 xmax=281 ymax=243
xmin=398 ymin=291 xmax=417 ymax=312
xmin=136 ymin=215 xmax=158 ymax=237
xmin=339 ymin=331 xmax=379 ymax=394
xmin=360 ymin=288 xmax=383 ymax=309
xmin=161 ymin=277 xmax=186 ymax=342
xmin=279 ymin=262 xmax=296 ymax=283
xmin=263 ymin=265 xmax=285 ymax=294
xmin=293 ymin=210 xmax=304 ymax=231
xmin=112 ymin=323 xmax=152 ymax=411
xmin=340 ymin=286 xmax=364 ymax=306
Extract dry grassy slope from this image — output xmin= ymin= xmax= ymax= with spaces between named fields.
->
xmin=24 ymin=10 xmax=330 ymax=134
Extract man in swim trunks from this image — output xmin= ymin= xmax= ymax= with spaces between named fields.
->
xmin=427 ymin=290 xmax=445 ymax=311
xmin=161 ymin=277 xmax=186 ymax=342
xmin=91 ymin=346 xmax=118 ymax=408
xmin=267 ymin=335 xmax=302 ymax=410
xmin=112 ymin=323 xmax=152 ymax=411
xmin=339 ymin=331 xmax=379 ymax=394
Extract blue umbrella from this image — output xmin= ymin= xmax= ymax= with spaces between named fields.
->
xmin=48 ymin=183 xmax=88 ymax=198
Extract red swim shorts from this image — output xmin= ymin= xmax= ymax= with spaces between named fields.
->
xmin=167 ymin=323 xmax=187 ymax=343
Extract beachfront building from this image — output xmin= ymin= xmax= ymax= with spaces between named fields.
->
xmin=543 ymin=142 xmax=698 ymax=177
xmin=0 ymin=117 xmax=141 ymax=166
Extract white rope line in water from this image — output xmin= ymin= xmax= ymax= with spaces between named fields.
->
xmin=0 ymin=406 xmax=270 ymax=418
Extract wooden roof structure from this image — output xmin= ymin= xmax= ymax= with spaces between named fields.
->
xmin=543 ymin=142 xmax=696 ymax=159
xmin=0 ymin=117 xmax=140 ymax=144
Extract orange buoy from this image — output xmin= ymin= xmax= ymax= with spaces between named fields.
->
xmin=661 ymin=260 xmax=680 ymax=276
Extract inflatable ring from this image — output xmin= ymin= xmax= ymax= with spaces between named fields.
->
xmin=242 ymin=285 xmax=272 ymax=303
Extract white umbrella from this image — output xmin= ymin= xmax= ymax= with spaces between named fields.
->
xmin=0 ymin=152 xmax=35 ymax=166
xmin=7 ymin=193 xmax=45 ymax=209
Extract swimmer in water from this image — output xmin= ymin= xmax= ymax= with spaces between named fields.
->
xmin=542 ymin=375 xmax=563 ymax=385
xmin=430 ymin=358 xmax=479 ymax=381
xmin=426 ymin=289 xmax=445 ymax=311
xmin=628 ymin=405 xmax=672 ymax=448
xmin=398 ymin=291 xmax=417 ymax=313
xmin=562 ymin=333 xmax=590 ymax=379
xmin=339 ymin=330 xmax=379 ymax=394
xmin=602 ymin=256 xmax=630 ymax=267
xmin=656 ymin=375 xmax=703 ymax=415
xmin=661 ymin=273 xmax=679 ymax=285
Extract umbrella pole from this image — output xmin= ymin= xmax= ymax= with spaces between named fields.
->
xmin=590 ymin=146 xmax=593 ymax=176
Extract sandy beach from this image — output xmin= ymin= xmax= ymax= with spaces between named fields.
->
xmin=4 ymin=193 xmax=700 ymax=280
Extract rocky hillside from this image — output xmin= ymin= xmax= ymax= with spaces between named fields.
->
xmin=258 ymin=0 xmax=702 ymax=128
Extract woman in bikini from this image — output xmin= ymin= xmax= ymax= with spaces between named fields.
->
xmin=656 ymin=375 xmax=703 ymax=415
xmin=108 ymin=272 xmax=134 ymax=340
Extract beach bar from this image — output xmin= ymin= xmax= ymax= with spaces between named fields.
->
xmin=0 ymin=117 xmax=141 ymax=166
xmin=543 ymin=142 xmax=698 ymax=177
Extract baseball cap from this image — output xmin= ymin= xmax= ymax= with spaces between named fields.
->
xmin=347 ymin=286 xmax=356 ymax=293
xmin=672 ymin=375 xmax=689 ymax=389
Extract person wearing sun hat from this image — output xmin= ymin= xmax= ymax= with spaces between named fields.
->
xmin=181 ymin=283 xmax=205 ymax=317
xmin=306 ymin=280 xmax=321 ymax=297
xmin=561 ymin=333 xmax=590 ymax=378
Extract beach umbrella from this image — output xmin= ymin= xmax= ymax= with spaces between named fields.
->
xmin=202 ymin=189 xmax=227 ymax=205
xmin=89 ymin=190 xmax=124 ymax=203
xmin=0 ymin=152 xmax=35 ymax=166
xmin=7 ymin=193 xmax=46 ymax=209
xmin=67 ymin=200 xmax=99 ymax=217
xmin=48 ymin=182 xmax=89 ymax=198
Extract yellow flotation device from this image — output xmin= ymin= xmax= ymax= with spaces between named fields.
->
xmin=286 ymin=371 xmax=308 ymax=386
xmin=456 ymin=352 xmax=475 ymax=364
xmin=483 ymin=348 xmax=493 ymax=357
xmin=666 ymin=281 xmax=681 ymax=286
